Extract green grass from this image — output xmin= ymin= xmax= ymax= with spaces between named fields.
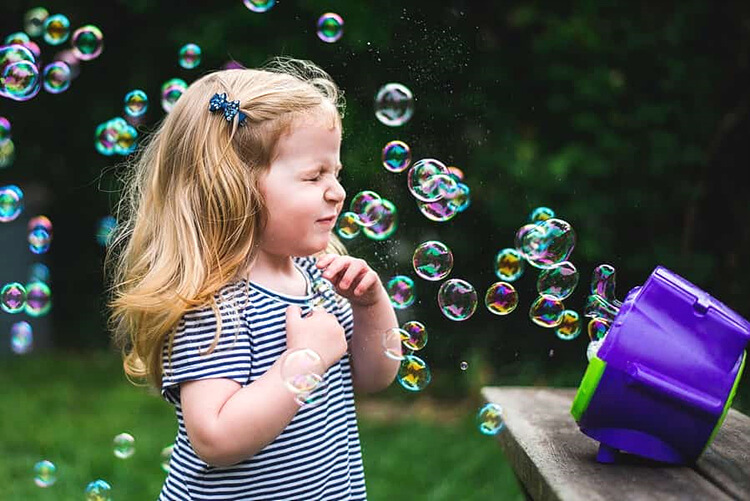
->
xmin=0 ymin=352 xmax=522 ymax=500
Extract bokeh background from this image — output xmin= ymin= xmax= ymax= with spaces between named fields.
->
xmin=1 ymin=0 xmax=749 ymax=499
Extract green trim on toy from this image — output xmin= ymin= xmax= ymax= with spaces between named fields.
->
xmin=702 ymin=350 xmax=747 ymax=455
xmin=571 ymin=355 xmax=607 ymax=421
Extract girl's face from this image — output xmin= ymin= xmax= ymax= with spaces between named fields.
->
xmin=258 ymin=113 xmax=345 ymax=258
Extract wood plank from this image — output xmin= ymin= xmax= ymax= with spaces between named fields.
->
xmin=481 ymin=387 xmax=738 ymax=501
xmin=695 ymin=408 xmax=750 ymax=500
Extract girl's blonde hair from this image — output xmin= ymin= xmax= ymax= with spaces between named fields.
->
xmin=106 ymin=58 xmax=347 ymax=389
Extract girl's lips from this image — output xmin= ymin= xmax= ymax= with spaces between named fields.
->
xmin=316 ymin=216 xmax=337 ymax=226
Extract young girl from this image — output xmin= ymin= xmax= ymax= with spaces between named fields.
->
xmin=107 ymin=58 xmax=401 ymax=500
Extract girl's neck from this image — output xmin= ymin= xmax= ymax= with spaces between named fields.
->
xmin=243 ymin=251 xmax=307 ymax=296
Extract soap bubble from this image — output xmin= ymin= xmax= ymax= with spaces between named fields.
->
xmin=84 ymin=479 xmax=112 ymax=500
xmin=42 ymin=61 xmax=71 ymax=93
xmin=160 ymin=444 xmax=174 ymax=473
xmin=317 ymin=13 xmax=344 ymax=43
xmin=494 ymin=248 xmax=525 ymax=282
xmin=362 ymin=199 xmax=397 ymax=240
xmin=24 ymin=7 xmax=49 ymax=38
xmin=161 ymin=78 xmax=188 ymax=113
xmin=529 ymin=295 xmax=564 ymax=328
xmin=374 ymin=83 xmax=414 ymax=127
xmin=28 ymin=263 xmax=50 ymax=283
xmin=555 ymin=310 xmax=581 ymax=340
xmin=113 ymin=433 xmax=135 ymax=459
xmin=519 ymin=218 xmax=576 ymax=269
xmin=0 ymin=185 xmax=24 ymax=222
xmin=448 ymin=166 xmax=464 ymax=181
xmin=449 ymin=182 xmax=471 ymax=213
xmin=591 ymin=264 xmax=621 ymax=306
xmin=1 ymin=282 xmax=26 ymax=313
xmin=397 ymin=355 xmax=431 ymax=391
xmin=96 ymin=216 xmax=117 ymax=246
xmin=536 ymin=261 xmax=579 ymax=300
xmin=295 ymin=378 xmax=329 ymax=409
xmin=383 ymin=328 xmax=407 ymax=361
xmin=381 ymin=140 xmax=411 ymax=173
xmin=25 ymin=281 xmax=51 ymax=317
xmin=529 ymin=206 xmax=555 ymax=223
xmin=412 ymin=240 xmax=453 ymax=281
xmin=28 ymin=227 xmax=52 ymax=254
xmin=0 ymin=116 xmax=10 ymax=146
xmin=71 ymin=25 xmax=104 ymax=60
xmin=587 ymin=317 xmax=611 ymax=341
xmin=280 ymin=348 xmax=325 ymax=394
xmin=484 ymin=282 xmax=519 ymax=315
xmin=124 ymin=89 xmax=148 ymax=117
xmin=33 ymin=459 xmax=56 ymax=487
xmin=460 ymin=361 xmax=469 ymax=371
xmin=4 ymin=32 xmax=30 ymax=45
xmin=401 ymin=320 xmax=427 ymax=351
xmin=243 ymin=0 xmax=275 ymax=13
xmin=1 ymin=60 xmax=41 ymax=101
xmin=407 ymin=159 xmax=452 ymax=202
xmin=43 ymin=14 xmax=70 ymax=45
xmin=349 ymin=191 xmax=383 ymax=228
xmin=178 ymin=43 xmax=201 ymax=69
xmin=584 ymin=294 xmax=618 ymax=322
xmin=11 ymin=321 xmax=33 ymax=354
xmin=438 ymin=279 xmax=478 ymax=321
xmin=386 ymin=275 xmax=415 ymax=309
xmin=476 ymin=403 xmax=505 ymax=435
xmin=335 ymin=212 xmax=361 ymax=239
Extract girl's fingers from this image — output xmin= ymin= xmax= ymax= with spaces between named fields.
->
xmin=353 ymin=272 xmax=378 ymax=296
xmin=321 ymin=257 xmax=349 ymax=280
xmin=339 ymin=261 xmax=367 ymax=290
xmin=315 ymin=254 xmax=335 ymax=268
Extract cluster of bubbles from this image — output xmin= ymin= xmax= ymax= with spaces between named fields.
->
xmin=335 ymin=190 xmax=398 ymax=242
xmin=383 ymin=320 xmax=431 ymax=391
xmin=1 ymin=280 xmax=52 ymax=317
xmin=408 ymin=159 xmax=471 ymax=222
xmin=280 ymin=349 xmax=329 ymax=409
xmin=28 ymin=215 xmax=53 ymax=254
xmin=584 ymin=264 xmax=621 ymax=360
xmin=94 ymin=117 xmax=138 ymax=156
xmin=0 ymin=116 xmax=12 ymax=168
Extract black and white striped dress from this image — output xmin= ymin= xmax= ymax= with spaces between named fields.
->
xmin=158 ymin=257 xmax=366 ymax=500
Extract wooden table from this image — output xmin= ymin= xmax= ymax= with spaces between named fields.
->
xmin=481 ymin=387 xmax=750 ymax=501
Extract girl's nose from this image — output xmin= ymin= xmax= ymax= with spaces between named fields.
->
xmin=326 ymin=179 xmax=346 ymax=203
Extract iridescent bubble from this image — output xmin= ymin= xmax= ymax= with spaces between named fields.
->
xmin=386 ymin=275 xmax=415 ymax=309
xmin=22 ymin=40 xmax=41 ymax=60
xmin=460 ymin=361 xmax=469 ymax=371
xmin=383 ymin=327 xmax=407 ymax=361
xmin=349 ymin=190 xmax=382 ymax=228
xmin=160 ymin=444 xmax=174 ymax=473
xmin=335 ymin=211 xmax=361 ymax=239
xmin=0 ymin=139 xmax=14 ymax=169
xmin=243 ymin=0 xmax=276 ymax=12
xmin=5 ymin=32 xmax=30 ymax=45
xmin=84 ymin=479 xmax=112 ymax=500
xmin=28 ymin=215 xmax=52 ymax=233
xmin=0 ymin=116 xmax=10 ymax=146
xmin=11 ymin=321 xmax=33 ymax=354
xmin=280 ymin=349 xmax=325 ymax=394
xmin=412 ymin=240 xmax=453 ymax=281
xmin=161 ymin=78 xmax=188 ymax=113
xmin=374 ymin=82 xmax=414 ymax=127
xmin=397 ymin=354 xmax=431 ymax=392
xmin=24 ymin=7 xmax=49 ymax=38
xmin=520 ymin=218 xmax=576 ymax=269
xmin=295 ymin=378 xmax=329 ymax=409
xmin=114 ymin=123 xmax=138 ymax=156
xmin=29 ymin=263 xmax=50 ymax=283
xmin=401 ymin=320 xmax=427 ymax=351
xmin=407 ymin=159 xmax=451 ymax=202
xmin=476 ymin=403 xmax=505 ymax=435
xmin=536 ymin=261 xmax=579 ymax=300
xmin=0 ymin=43 xmax=37 ymax=72
xmin=555 ymin=310 xmax=581 ymax=341
xmin=0 ymin=185 xmax=23 ymax=222
xmin=124 ymin=89 xmax=148 ymax=117
xmin=588 ymin=317 xmax=611 ymax=341
xmin=178 ymin=43 xmax=202 ymax=69
xmin=381 ymin=140 xmax=411 ymax=173
xmin=417 ymin=196 xmax=459 ymax=222
xmin=484 ymin=282 xmax=519 ymax=315
xmin=438 ymin=279 xmax=478 ymax=321
xmin=529 ymin=294 xmax=564 ymax=328
xmin=529 ymin=206 xmax=555 ymax=223
xmin=1 ymin=60 xmax=41 ymax=101
xmin=42 ymin=61 xmax=71 ymax=94
xmin=317 ymin=13 xmax=344 ymax=43
xmin=113 ymin=432 xmax=135 ymax=459
xmin=587 ymin=339 xmax=604 ymax=361
xmin=494 ymin=248 xmax=525 ymax=282
xmin=584 ymin=294 xmax=618 ymax=322
xmin=25 ymin=281 xmax=51 ymax=317
xmin=43 ymin=14 xmax=70 ymax=45
xmin=591 ymin=264 xmax=621 ymax=306
xmin=28 ymin=227 xmax=52 ymax=254
xmin=361 ymin=199 xmax=397 ymax=241
xmin=449 ymin=182 xmax=471 ymax=213
xmin=71 ymin=25 xmax=104 ymax=60
xmin=94 ymin=120 xmax=119 ymax=156
xmin=33 ymin=459 xmax=56 ymax=487
xmin=448 ymin=166 xmax=464 ymax=181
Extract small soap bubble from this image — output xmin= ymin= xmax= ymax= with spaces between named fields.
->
xmin=588 ymin=317 xmax=611 ymax=341
xmin=160 ymin=444 xmax=174 ymax=473
xmin=397 ymin=354 xmax=431 ymax=391
xmin=362 ymin=199 xmax=397 ymax=241
xmin=243 ymin=0 xmax=276 ymax=12
xmin=178 ymin=43 xmax=202 ymax=69
xmin=24 ymin=281 xmax=51 ymax=317
xmin=71 ymin=25 xmax=104 ymax=60
xmin=43 ymin=14 xmax=70 ymax=45
xmin=401 ymin=320 xmax=428 ymax=351
xmin=24 ymin=7 xmax=49 ymax=38
xmin=114 ymin=123 xmax=138 ymax=156
xmin=28 ymin=227 xmax=52 ymax=254
xmin=591 ymin=264 xmax=621 ymax=306
xmin=0 ymin=116 xmax=11 ymax=146
xmin=381 ymin=140 xmax=411 ymax=173
xmin=383 ymin=327 xmax=407 ymax=361
xmin=374 ymin=83 xmax=414 ymax=127
xmin=529 ymin=206 xmax=555 ymax=223
xmin=0 ymin=185 xmax=24 ymax=222
xmin=124 ymin=89 xmax=148 ymax=117
xmin=317 ymin=13 xmax=344 ymax=43
xmin=529 ymin=295 xmax=564 ymax=328
xmin=280 ymin=349 xmax=325 ymax=394
xmin=587 ymin=339 xmax=603 ymax=361
xmin=29 ymin=263 xmax=50 ymax=283
xmin=476 ymin=403 xmax=504 ymax=435
xmin=113 ymin=433 xmax=135 ymax=459
xmin=536 ymin=261 xmax=579 ymax=300
xmin=520 ymin=218 xmax=576 ymax=269
xmin=386 ymin=275 xmax=415 ymax=309
xmin=0 ymin=139 xmax=15 ymax=169
xmin=460 ymin=361 xmax=469 ymax=371
xmin=438 ymin=279 xmax=478 ymax=321
xmin=412 ymin=240 xmax=453 ymax=281
xmin=84 ymin=479 xmax=112 ymax=501
xmin=555 ymin=310 xmax=581 ymax=340
xmin=161 ymin=78 xmax=188 ymax=113
xmin=11 ymin=321 xmax=33 ymax=354
xmin=5 ymin=32 xmax=30 ymax=45
xmin=33 ymin=459 xmax=56 ymax=487
xmin=42 ymin=61 xmax=71 ymax=93
xmin=96 ymin=216 xmax=117 ymax=246
xmin=494 ymin=248 xmax=525 ymax=282
xmin=1 ymin=282 xmax=26 ymax=313
xmin=335 ymin=212 xmax=361 ymax=239
xmin=485 ymin=281 xmax=519 ymax=315
xmin=2 ymin=60 xmax=41 ymax=101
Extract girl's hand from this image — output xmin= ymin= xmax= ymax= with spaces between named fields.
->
xmin=315 ymin=254 xmax=383 ymax=307
xmin=285 ymin=305 xmax=347 ymax=369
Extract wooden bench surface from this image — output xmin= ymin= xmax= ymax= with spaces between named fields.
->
xmin=481 ymin=387 xmax=750 ymax=501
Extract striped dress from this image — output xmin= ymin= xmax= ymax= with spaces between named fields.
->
xmin=158 ymin=257 xmax=367 ymax=500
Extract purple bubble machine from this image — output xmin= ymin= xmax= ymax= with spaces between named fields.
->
xmin=571 ymin=266 xmax=750 ymax=464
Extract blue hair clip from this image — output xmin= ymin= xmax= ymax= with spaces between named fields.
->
xmin=208 ymin=92 xmax=247 ymax=127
